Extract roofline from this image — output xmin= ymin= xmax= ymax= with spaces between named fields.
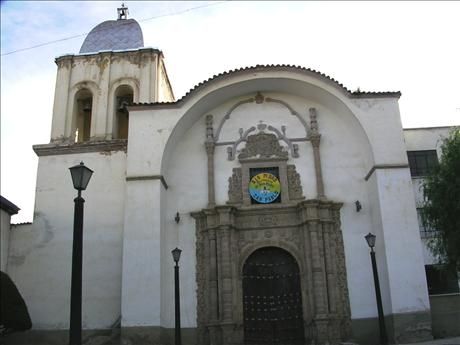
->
xmin=11 ymin=222 xmax=33 ymax=226
xmin=130 ymin=65 xmax=401 ymax=109
xmin=0 ymin=195 xmax=20 ymax=215
xmin=55 ymin=47 xmax=163 ymax=64
xmin=403 ymin=125 xmax=458 ymax=131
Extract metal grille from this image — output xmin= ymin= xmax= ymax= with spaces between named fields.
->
xmin=243 ymin=247 xmax=304 ymax=345
xmin=407 ymin=150 xmax=438 ymax=177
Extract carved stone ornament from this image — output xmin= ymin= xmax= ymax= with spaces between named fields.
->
xmin=238 ymin=132 xmax=288 ymax=160
xmin=228 ymin=168 xmax=243 ymax=204
xmin=287 ymin=165 xmax=304 ymax=200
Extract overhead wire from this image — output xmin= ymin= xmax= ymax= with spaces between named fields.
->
xmin=1 ymin=1 xmax=228 ymax=56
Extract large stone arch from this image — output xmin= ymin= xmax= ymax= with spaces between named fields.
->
xmin=160 ymin=69 xmax=377 ymax=177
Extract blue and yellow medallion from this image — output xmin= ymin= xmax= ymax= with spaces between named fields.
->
xmin=249 ymin=173 xmax=281 ymax=204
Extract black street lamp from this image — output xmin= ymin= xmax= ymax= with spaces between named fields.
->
xmin=69 ymin=162 xmax=93 ymax=345
xmin=365 ymin=232 xmax=388 ymax=345
xmin=172 ymin=247 xmax=182 ymax=345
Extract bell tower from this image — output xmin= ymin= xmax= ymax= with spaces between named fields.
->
xmin=48 ymin=5 xmax=174 ymax=144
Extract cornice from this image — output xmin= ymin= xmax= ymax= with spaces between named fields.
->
xmin=0 ymin=195 xmax=20 ymax=215
xmin=33 ymin=139 xmax=127 ymax=156
xmin=364 ymin=163 xmax=409 ymax=181
xmin=55 ymin=47 xmax=163 ymax=66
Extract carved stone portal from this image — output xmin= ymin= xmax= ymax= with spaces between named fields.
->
xmin=197 ymin=98 xmax=348 ymax=344
xmin=191 ymin=200 xmax=352 ymax=345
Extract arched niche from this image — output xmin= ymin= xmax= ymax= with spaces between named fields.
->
xmin=108 ymin=78 xmax=139 ymax=139
xmin=161 ymin=75 xmax=375 ymax=177
xmin=73 ymin=88 xmax=93 ymax=142
xmin=113 ymin=85 xmax=134 ymax=139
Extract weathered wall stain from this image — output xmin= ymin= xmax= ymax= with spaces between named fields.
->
xmin=8 ymin=213 xmax=54 ymax=266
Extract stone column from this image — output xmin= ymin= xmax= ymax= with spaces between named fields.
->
xmin=52 ymin=56 xmax=73 ymax=142
xmin=219 ymin=225 xmax=233 ymax=322
xmin=309 ymin=220 xmax=328 ymax=316
xmin=309 ymin=213 xmax=330 ymax=343
xmin=138 ymin=50 xmax=155 ymax=103
xmin=322 ymin=220 xmax=337 ymax=314
xmin=309 ymin=108 xmax=326 ymax=200
xmin=209 ymin=229 xmax=219 ymax=321
xmin=205 ymin=115 xmax=216 ymax=207
xmin=93 ymin=53 xmax=112 ymax=140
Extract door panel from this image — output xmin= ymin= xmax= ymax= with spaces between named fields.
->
xmin=243 ymin=247 xmax=304 ymax=345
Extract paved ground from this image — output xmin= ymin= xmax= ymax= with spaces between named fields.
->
xmin=398 ymin=337 xmax=460 ymax=345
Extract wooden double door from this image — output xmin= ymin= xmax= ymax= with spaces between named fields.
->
xmin=242 ymin=247 xmax=305 ymax=345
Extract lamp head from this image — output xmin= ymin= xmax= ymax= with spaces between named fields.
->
xmin=69 ymin=162 xmax=93 ymax=191
xmin=171 ymin=247 xmax=182 ymax=264
xmin=365 ymin=232 xmax=376 ymax=249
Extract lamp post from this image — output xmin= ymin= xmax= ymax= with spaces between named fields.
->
xmin=365 ymin=232 xmax=388 ymax=345
xmin=69 ymin=162 xmax=93 ymax=345
xmin=172 ymin=247 xmax=182 ymax=345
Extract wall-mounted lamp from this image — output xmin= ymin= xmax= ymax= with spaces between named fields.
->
xmin=175 ymin=212 xmax=180 ymax=224
xmin=355 ymin=200 xmax=362 ymax=212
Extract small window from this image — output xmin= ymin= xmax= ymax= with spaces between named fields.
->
xmin=425 ymin=264 xmax=459 ymax=295
xmin=407 ymin=150 xmax=438 ymax=177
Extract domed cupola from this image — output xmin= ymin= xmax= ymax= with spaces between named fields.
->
xmin=79 ymin=3 xmax=144 ymax=54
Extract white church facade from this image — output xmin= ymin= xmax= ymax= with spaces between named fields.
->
xmin=3 ymin=7 xmax=458 ymax=345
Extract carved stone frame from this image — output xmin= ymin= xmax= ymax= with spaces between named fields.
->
xmin=191 ymin=200 xmax=352 ymax=345
xmin=240 ymin=158 xmax=290 ymax=206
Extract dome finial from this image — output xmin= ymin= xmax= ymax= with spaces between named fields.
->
xmin=117 ymin=3 xmax=129 ymax=20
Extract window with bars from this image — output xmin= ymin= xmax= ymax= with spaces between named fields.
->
xmin=407 ymin=150 xmax=439 ymax=177
xmin=416 ymin=208 xmax=438 ymax=238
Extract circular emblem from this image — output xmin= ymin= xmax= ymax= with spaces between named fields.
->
xmin=249 ymin=173 xmax=281 ymax=204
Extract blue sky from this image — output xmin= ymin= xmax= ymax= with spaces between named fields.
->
xmin=1 ymin=1 xmax=459 ymax=222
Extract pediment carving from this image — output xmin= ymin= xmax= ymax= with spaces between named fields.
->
xmin=238 ymin=132 xmax=288 ymax=160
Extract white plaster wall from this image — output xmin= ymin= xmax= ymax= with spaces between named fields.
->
xmin=121 ymin=179 xmax=164 ymax=327
xmin=351 ymin=97 xmax=408 ymax=165
xmin=1 ymin=209 xmax=11 ymax=271
xmin=364 ymin=173 xmax=393 ymax=317
xmin=7 ymin=151 xmax=126 ymax=329
xmin=404 ymin=127 xmax=452 ymax=153
xmin=373 ymin=168 xmax=430 ymax=314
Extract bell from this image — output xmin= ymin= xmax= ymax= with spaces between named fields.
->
xmin=82 ymin=100 xmax=92 ymax=112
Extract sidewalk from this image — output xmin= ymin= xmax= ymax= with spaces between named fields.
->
xmin=398 ymin=336 xmax=460 ymax=345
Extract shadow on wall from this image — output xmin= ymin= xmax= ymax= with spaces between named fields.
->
xmin=0 ymin=271 xmax=32 ymax=336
